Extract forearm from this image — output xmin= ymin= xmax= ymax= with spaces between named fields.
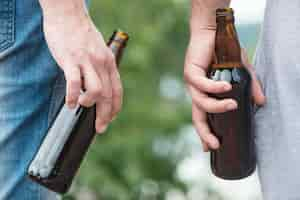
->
xmin=190 ymin=0 xmax=230 ymax=35
xmin=39 ymin=0 xmax=89 ymax=20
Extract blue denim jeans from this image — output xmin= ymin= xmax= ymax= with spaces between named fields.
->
xmin=0 ymin=0 xmax=65 ymax=199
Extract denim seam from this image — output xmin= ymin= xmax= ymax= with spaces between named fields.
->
xmin=0 ymin=0 xmax=15 ymax=52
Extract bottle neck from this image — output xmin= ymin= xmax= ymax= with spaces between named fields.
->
xmin=107 ymin=31 xmax=129 ymax=66
xmin=212 ymin=14 xmax=242 ymax=69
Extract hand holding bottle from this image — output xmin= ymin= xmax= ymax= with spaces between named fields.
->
xmin=184 ymin=2 xmax=266 ymax=153
xmin=39 ymin=0 xmax=123 ymax=133
xmin=28 ymin=31 xmax=129 ymax=194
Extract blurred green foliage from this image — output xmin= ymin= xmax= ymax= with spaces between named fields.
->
xmin=63 ymin=1 xmax=192 ymax=199
xmin=62 ymin=1 xmax=259 ymax=199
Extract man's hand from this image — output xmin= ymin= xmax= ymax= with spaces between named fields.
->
xmin=185 ymin=1 xmax=266 ymax=152
xmin=39 ymin=0 xmax=123 ymax=133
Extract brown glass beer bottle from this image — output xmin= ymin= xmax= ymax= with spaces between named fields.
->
xmin=208 ymin=8 xmax=255 ymax=180
xmin=27 ymin=30 xmax=129 ymax=194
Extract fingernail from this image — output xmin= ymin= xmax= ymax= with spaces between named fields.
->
xmin=223 ymin=84 xmax=231 ymax=91
xmin=111 ymin=116 xmax=117 ymax=122
xmin=97 ymin=124 xmax=108 ymax=134
xmin=212 ymin=141 xmax=219 ymax=149
xmin=226 ymin=102 xmax=237 ymax=110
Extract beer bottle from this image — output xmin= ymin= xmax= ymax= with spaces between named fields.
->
xmin=208 ymin=8 xmax=255 ymax=180
xmin=27 ymin=30 xmax=129 ymax=194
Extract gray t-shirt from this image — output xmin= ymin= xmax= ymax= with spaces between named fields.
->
xmin=254 ymin=0 xmax=300 ymax=199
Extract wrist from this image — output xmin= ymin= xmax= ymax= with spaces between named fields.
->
xmin=189 ymin=0 xmax=230 ymax=36
xmin=190 ymin=13 xmax=216 ymax=36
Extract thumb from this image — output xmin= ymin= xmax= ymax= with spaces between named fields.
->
xmin=241 ymin=49 xmax=266 ymax=106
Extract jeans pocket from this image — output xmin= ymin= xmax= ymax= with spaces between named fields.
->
xmin=0 ymin=0 xmax=15 ymax=52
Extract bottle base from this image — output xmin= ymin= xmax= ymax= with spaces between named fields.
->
xmin=212 ymin=165 xmax=256 ymax=180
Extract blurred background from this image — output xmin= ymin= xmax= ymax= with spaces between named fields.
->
xmin=64 ymin=0 xmax=266 ymax=199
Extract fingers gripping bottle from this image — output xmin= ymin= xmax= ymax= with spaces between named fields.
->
xmin=27 ymin=31 xmax=129 ymax=194
xmin=208 ymin=8 xmax=255 ymax=180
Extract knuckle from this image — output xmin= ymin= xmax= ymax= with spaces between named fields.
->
xmin=102 ymin=95 xmax=113 ymax=104
xmin=204 ymin=103 xmax=217 ymax=113
xmin=194 ymin=98 xmax=205 ymax=111
xmin=93 ymin=53 xmax=106 ymax=64
xmin=68 ymin=78 xmax=80 ymax=87
xmin=199 ymin=99 xmax=227 ymax=113
xmin=97 ymin=54 xmax=106 ymax=63
xmin=200 ymin=138 xmax=206 ymax=146
xmin=192 ymin=116 xmax=198 ymax=126
xmin=222 ymin=103 xmax=228 ymax=111
xmin=203 ymin=78 xmax=217 ymax=92
xmin=198 ymin=130 xmax=208 ymax=141
xmin=200 ymin=131 xmax=211 ymax=140
xmin=71 ymin=50 xmax=87 ymax=61
xmin=192 ymin=115 xmax=203 ymax=128
xmin=80 ymin=100 xmax=89 ymax=107
xmin=103 ymin=116 xmax=111 ymax=124
xmin=104 ymin=51 xmax=116 ymax=70
xmin=205 ymin=84 xmax=214 ymax=93
xmin=96 ymin=120 xmax=102 ymax=128
xmin=66 ymin=91 xmax=77 ymax=99
xmin=114 ymin=85 xmax=123 ymax=98
xmin=194 ymin=96 xmax=209 ymax=111
xmin=66 ymin=98 xmax=76 ymax=104
xmin=96 ymin=115 xmax=104 ymax=123
xmin=81 ymin=102 xmax=91 ymax=107
xmin=102 ymin=89 xmax=113 ymax=100
xmin=80 ymin=97 xmax=94 ymax=107
xmin=96 ymin=50 xmax=113 ymax=64
xmin=97 ymin=113 xmax=111 ymax=124
xmin=201 ymin=136 xmax=210 ymax=144
xmin=212 ymin=103 xmax=227 ymax=113
xmin=106 ymin=50 xmax=115 ymax=62
xmin=211 ymin=86 xmax=223 ymax=94
xmin=89 ymin=88 xmax=102 ymax=99
xmin=183 ymin=68 xmax=192 ymax=82
xmin=107 ymin=53 xmax=115 ymax=65
xmin=96 ymin=117 xmax=102 ymax=124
